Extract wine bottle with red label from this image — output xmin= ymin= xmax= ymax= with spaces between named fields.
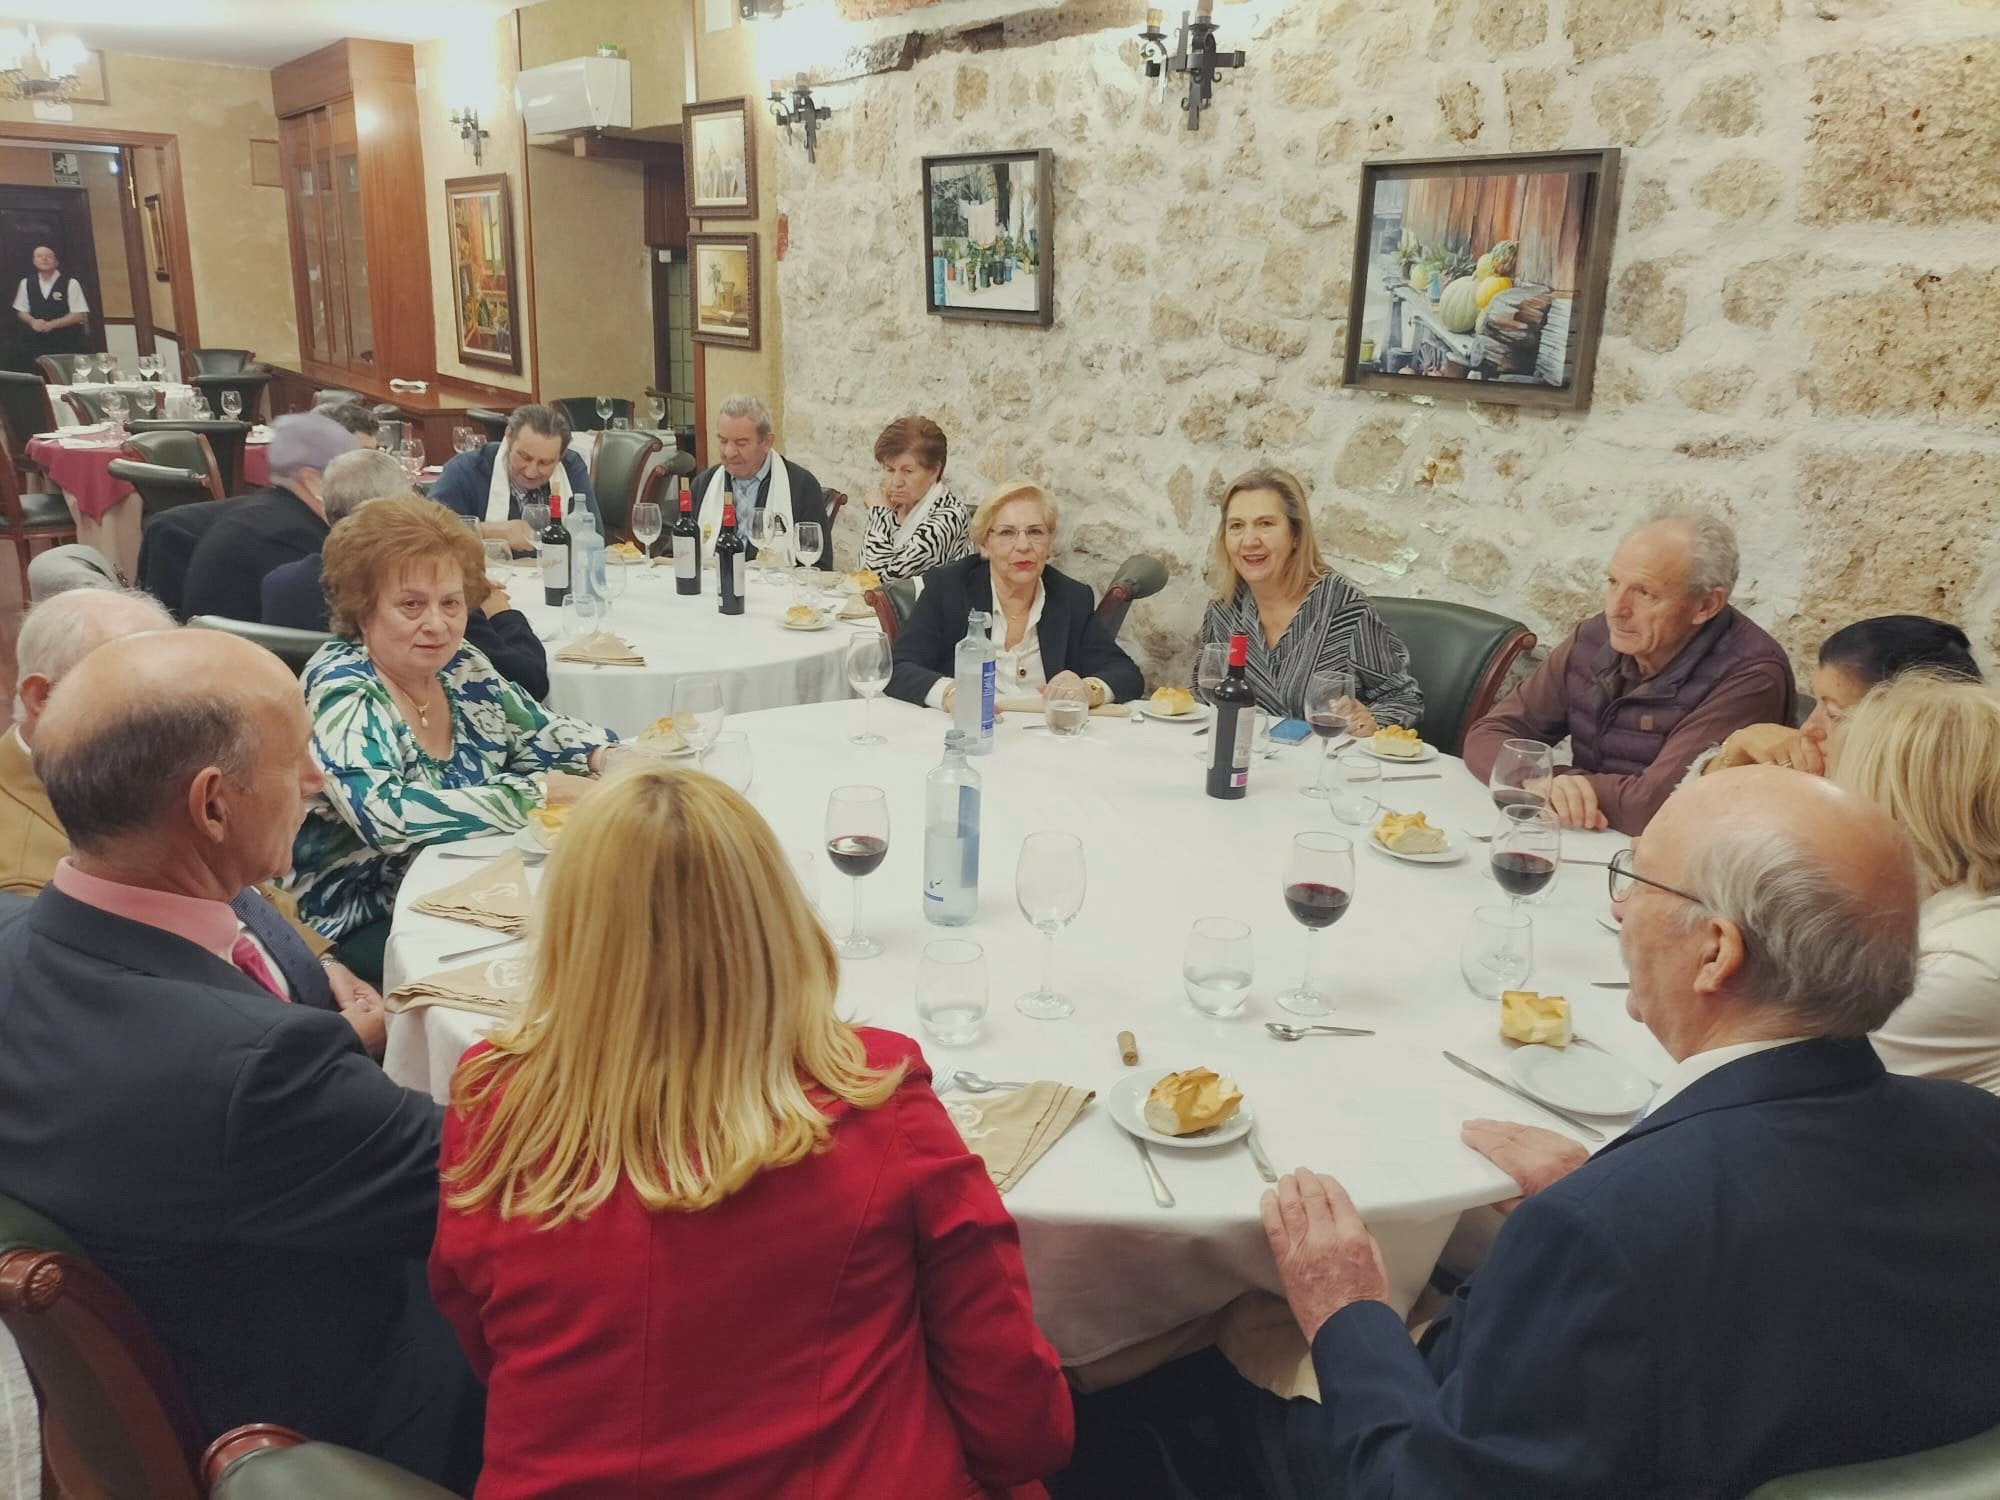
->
xmin=1205 ymin=632 xmax=1255 ymax=801
xmin=716 ymin=501 xmax=747 ymax=615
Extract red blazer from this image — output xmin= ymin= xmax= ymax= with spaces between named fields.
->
xmin=429 ymin=1028 xmax=1073 ymax=1499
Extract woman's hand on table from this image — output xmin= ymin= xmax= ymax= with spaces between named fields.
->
xmin=1461 ymin=1119 xmax=1589 ymax=1214
xmin=1334 ymin=697 xmax=1378 ymax=737
xmin=545 ymin=769 xmax=597 ymax=804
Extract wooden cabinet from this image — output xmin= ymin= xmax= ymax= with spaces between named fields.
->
xmin=272 ymin=41 xmax=434 ymax=387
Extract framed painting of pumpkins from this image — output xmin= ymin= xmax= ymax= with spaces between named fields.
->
xmin=1343 ymin=149 xmax=1621 ymax=411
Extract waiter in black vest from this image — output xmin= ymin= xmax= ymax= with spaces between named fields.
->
xmin=13 ymin=244 xmax=89 ymax=364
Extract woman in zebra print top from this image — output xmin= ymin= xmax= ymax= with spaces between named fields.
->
xmin=1197 ymin=467 xmax=1422 ymax=734
xmin=859 ymin=415 xmax=973 ymax=580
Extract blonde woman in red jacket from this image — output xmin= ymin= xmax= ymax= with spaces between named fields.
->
xmin=430 ymin=764 xmax=1073 ymax=1498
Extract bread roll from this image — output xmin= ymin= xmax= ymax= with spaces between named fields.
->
xmin=1142 ymin=1068 xmax=1243 ymax=1136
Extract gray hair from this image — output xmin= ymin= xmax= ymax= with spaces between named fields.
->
xmin=320 ymin=400 xmax=382 ymax=439
xmin=504 ymin=403 xmax=571 ymax=449
xmin=1638 ymin=507 xmax=1740 ymax=598
xmin=718 ymin=394 xmax=773 ymax=440
xmin=37 ymin=695 xmax=257 ymax=854
xmin=321 ymin=448 xmax=413 ymax=524
xmin=1677 ymin=823 xmax=1917 ymax=1036
xmin=14 ymin=588 xmax=174 ymax=724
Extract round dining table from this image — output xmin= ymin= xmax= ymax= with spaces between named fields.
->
xmin=380 ymin=696 xmax=1659 ymax=1374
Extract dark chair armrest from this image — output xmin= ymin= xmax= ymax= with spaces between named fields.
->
xmin=205 ymin=1426 xmax=460 ymax=1499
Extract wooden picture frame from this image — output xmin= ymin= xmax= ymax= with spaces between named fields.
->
xmin=689 ymin=232 xmax=759 ymax=349
xmin=1342 ymin=148 xmax=1620 ymax=411
xmin=683 ymin=97 xmax=756 ymax=220
xmin=142 ymin=194 xmax=168 ymax=283
xmin=921 ymin=148 xmax=1055 ymax=328
xmin=445 ymin=173 xmax=521 ymax=373
xmin=67 ymin=50 xmax=108 ymax=106
xmin=249 ymin=138 xmax=281 ymax=189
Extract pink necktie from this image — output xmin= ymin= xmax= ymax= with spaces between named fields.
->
xmin=230 ymin=936 xmax=290 ymax=1002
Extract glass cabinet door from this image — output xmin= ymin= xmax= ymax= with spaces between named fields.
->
xmin=332 ymin=99 xmax=373 ymax=367
xmin=281 ymin=113 xmax=330 ymax=365
xmin=314 ymin=106 xmax=349 ymax=366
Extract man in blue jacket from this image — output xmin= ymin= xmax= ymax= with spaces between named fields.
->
xmin=431 ymin=402 xmax=597 ymax=552
xmin=1259 ymin=765 xmax=2000 ymax=1498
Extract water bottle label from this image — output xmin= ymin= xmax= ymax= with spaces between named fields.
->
xmin=979 ymin=661 xmax=996 ymax=734
xmin=675 ymin=548 xmax=697 ymax=580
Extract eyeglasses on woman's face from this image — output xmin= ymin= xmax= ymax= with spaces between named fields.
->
xmin=988 ymin=525 xmax=1051 ymax=547
xmin=1606 ymin=847 xmax=1702 ymax=907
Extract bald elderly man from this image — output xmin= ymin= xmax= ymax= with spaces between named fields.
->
xmin=1462 ymin=510 xmax=1793 ymax=835
xmin=0 ymin=630 xmax=481 ymax=1487
xmin=1254 ymin=767 xmax=2000 ymax=1497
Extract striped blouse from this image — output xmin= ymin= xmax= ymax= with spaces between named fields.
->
xmin=287 ymin=637 xmax=613 ymax=941
xmin=860 ymin=484 xmax=972 ymax=581
xmin=1198 ymin=573 xmax=1423 ymax=727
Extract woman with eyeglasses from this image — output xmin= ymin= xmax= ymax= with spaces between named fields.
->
xmin=1699 ymin=615 xmax=1980 ymax=777
xmin=887 ymin=479 xmax=1144 ymax=711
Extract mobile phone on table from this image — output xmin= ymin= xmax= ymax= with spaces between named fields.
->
xmin=1268 ymin=718 xmax=1312 ymax=744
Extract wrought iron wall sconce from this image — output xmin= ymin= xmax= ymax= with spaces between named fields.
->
xmin=1138 ymin=2 xmax=1245 ymax=131
xmin=449 ymin=107 xmax=490 ymax=167
xmin=768 ymin=75 xmax=832 ymax=163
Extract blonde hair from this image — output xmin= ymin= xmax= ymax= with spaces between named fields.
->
xmin=444 ymin=765 xmax=903 ymax=1227
xmin=970 ymin=480 xmax=1059 ymax=549
xmin=1208 ymin=467 xmax=1329 ymax=601
xmin=320 ymin=496 xmax=490 ymax=638
xmin=1831 ymin=673 xmax=2000 ymax=897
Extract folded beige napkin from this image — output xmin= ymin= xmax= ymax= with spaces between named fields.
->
xmin=941 ymin=1081 xmax=1094 ymax=1195
xmin=385 ymin=951 xmax=531 ymax=1018
xmin=412 ymin=849 xmax=531 ymax=933
xmin=555 ymin=631 xmax=645 ymax=666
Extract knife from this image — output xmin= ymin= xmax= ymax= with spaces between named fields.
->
xmin=1590 ymin=981 xmax=1630 ymax=989
xmin=1382 ymin=773 xmax=1442 ymax=783
xmin=436 ymin=936 xmax=524 ymax=965
xmin=1244 ymin=1123 xmax=1278 ymax=1183
xmin=1442 ymin=1051 xmax=1606 ymax=1141
xmin=1132 ymin=1137 xmax=1175 ymax=1207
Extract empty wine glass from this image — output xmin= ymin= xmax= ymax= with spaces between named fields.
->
xmin=1194 ymin=642 xmax=1228 ymax=706
xmin=846 ymin=630 xmax=892 ymax=746
xmin=746 ymin=509 xmax=773 ymax=582
xmin=522 ymin=500 xmax=550 ymax=539
xmin=101 ymin=391 xmax=128 ymax=434
xmin=703 ymin=730 xmax=753 ymax=794
xmin=137 ymin=353 xmax=156 ymax=381
xmin=220 ymin=390 xmax=243 ymax=421
xmin=1278 ymin=831 xmax=1355 ymax=1017
xmin=1301 ymin=668 xmax=1357 ymax=800
xmin=1015 ymin=831 xmax=1086 ymax=1020
xmin=452 ymin=425 xmax=482 ymax=455
xmin=399 ymin=437 xmax=426 ymax=479
xmin=1460 ymin=905 xmax=1534 ymax=1000
xmin=594 ymin=394 xmax=614 ymax=427
xmin=793 ymin=520 xmax=823 ymax=574
xmin=916 ymin=938 xmax=988 ymax=1046
xmin=672 ymin=674 xmax=725 ymax=764
xmin=481 ymin=538 xmax=512 ymax=578
xmin=632 ymin=500 xmax=664 ymax=564
xmin=646 ymin=394 xmax=667 ymax=429
xmin=562 ymin=590 xmax=604 ymax=639
xmin=608 ymin=415 xmax=631 ymax=432
xmin=1326 ymin=751 xmax=1382 ymax=826
xmin=1489 ymin=738 xmax=1555 ymax=813
xmin=1491 ymin=803 xmax=1561 ymax=909
xmin=1183 ymin=917 xmax=1254 ymax=1018
xmin=597 ymin=551 xmax=630 ymax=620
xmin=95 ymin=352 xmax=116 ymax=383
xmin=825 ymin=785 xmax=889 ymax=959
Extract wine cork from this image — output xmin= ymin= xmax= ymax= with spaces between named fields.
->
xmin=1118 ymin=1030 xmax=1139 ymax=1066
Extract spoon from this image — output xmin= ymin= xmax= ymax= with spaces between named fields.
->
xmin=1265 ymin=1022 xmax=1376 ymax=1041
xmin=945 ymin=1070 xmax=1026 ymax=1092
xmin=1597 ymin=917 xmax=1621 ymax=936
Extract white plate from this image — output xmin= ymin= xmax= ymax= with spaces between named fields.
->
xmin=606 ymin=551 xmax=648 ymax=566
xmin=1138 ymin=700 xmax=1212 ymax=723
xmin=780 ymin=613 xmax=833 ymax=632
xmin=1366 ymin=830 xmax=1463 ymax=864
xmin=1360 ymin=738 xmax=1438 ymax=763
xmin=1507 ymin=1045 xmax=1653 ymax=1116
xmin=1105 ymin=1073 xmax=1253 ymax=1149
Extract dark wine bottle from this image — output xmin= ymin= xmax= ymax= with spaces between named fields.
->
xmin=716 ymin=501 xmax=747 ymax=615
xmin=1205 ymin=633 xmax=1255 ymax=801
xmin=671 ymin=481 xmax=701 ymax=597
xmin=540 ymin=495 xmax=571 ymax=607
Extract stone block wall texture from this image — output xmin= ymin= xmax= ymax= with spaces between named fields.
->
xmin=771 ymin=0 xmax=2000 ymax=688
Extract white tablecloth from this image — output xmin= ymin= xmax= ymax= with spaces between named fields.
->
xmin=382 ymin=698 xmax=1659 ymax=1367
xmin=501 ymin=563 xmax=856 ymax=735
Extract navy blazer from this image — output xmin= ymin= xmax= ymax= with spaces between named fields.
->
xmin=1294 ymin=1038 xmax=2000 ymax=1498
xmin=0 ymin=887 xmax=482 ymax=1488
xmin=887 ymin=557 xmax=1145 ymax=706
xmin=431 ymin=441 xmax=598 ymax=530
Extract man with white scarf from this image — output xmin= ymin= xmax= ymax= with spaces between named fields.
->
xmin=432 ymin=402 xmax=600 ymax=553
xmin=688 ymin=393 xmax=834 ymax=571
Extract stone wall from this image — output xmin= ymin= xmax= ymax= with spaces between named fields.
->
xmin=770 ymin=0 xmax=2000 ymax=688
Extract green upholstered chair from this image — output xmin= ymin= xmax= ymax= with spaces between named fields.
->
xmin=35 ymin=353 xmax=94 ymax=385
xmin=0 ymin=369 xmax=59 ymax=476
xmin=587 ymin=429 xmax=663 ymax=541
xmin=129 ymin=418 xmax=251 ymax=497
xmin=463 ymin=407 xmax=510 ymax=442
xmin=0 ymin=1188 xmax=453 ymax=1500
xmin=108 ymin=460 xmax=217 ymax=518
xmin=0 ymin=441 xmax=76 ymax=596
xmin=554 ymin=396 xmax=632 ymax=433
xmin=122 ymin=429 xmax=224 ymax=499
xmin=61 ymin=386 xmax=127 ymax=424
xmin=1093 ymin=555 xmax=1168 ymax=641
xmin=188 ymin=615 xmax=334 ymax=677
xmin=183 ymin=347 xmax=256 ymax=377
xmin=1746 ymin=1428 xmax=2000 ymax=1499
xmin=1369 ymin=596 xmax=1537 ymax=757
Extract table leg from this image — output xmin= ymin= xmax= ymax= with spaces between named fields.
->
xmin=57 ymin=489 xmax=143 ymax=583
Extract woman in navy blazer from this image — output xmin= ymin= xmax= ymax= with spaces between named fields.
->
xmin=888 ymin=481 xmax=1144 ymax=710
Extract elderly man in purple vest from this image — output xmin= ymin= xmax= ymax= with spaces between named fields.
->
xmin=1463 ymin=510 xmax=1793 ymax=835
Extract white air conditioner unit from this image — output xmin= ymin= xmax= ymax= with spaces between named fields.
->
xmin=516 ymin=57 xmax=632 ymax=136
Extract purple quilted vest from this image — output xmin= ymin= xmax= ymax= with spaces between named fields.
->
xmin=1564 ymin=608 xmax=1792 ymax=777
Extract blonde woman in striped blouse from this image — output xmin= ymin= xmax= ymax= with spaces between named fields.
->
xmin=1196 ymin=467 xmax=1421 ymax=733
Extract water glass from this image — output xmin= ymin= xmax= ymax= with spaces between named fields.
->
xmin=609 ymin=415 xmax=631 ymax=432
xmin=1016 ymin=832 xmax=1086 ymax=1020
xmin=916 ymin=939 xmax=988 ymax=1046
xmin=1326 ymin=752 xmax=1382 ymax=826
xmin=846 ymin=631 xmax=891 ymax=746
xmin=1044 ymin=682 xmax=1089 ymax=737
xmin=1183 ymin=917 xmax=1254 ymax=1018
xmin=672 ymin=674 xmax=726 ymax=761
xmin=562 ymin=592 xmax=603 ymax=639
xmin=481 ymin=539 xmax=513 ymax=577
xmin=703 ymin=730 xmax=753 ymax=793
xmin=1460 ymin=905 xmax=1534 ymax=999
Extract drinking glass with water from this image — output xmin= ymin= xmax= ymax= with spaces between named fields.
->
xmin=1183 ymin=917 xmax=1253 ymax=1017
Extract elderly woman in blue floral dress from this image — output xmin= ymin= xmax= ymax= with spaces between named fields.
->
xmin=288 ymin=495 xmax=615 ymax=978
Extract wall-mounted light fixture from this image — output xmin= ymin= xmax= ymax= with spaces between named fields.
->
xmin=449 ymin=107 xmax=490 ymax=167
xmin=1137 ymin=2 xmax=1245 ymax=132
xmin=0 ymin=25 xmax=87 ymax=103
xmin=768 ymin=74 xmax=831 ymax=163
xmin=738 ymin=0 xmax=785 ymax=19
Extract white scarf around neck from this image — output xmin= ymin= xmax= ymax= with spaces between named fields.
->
xmin=484 ymin=441 xmax=573 ymax=524
xmin=698 ymin=452 xmax=792 ymax=557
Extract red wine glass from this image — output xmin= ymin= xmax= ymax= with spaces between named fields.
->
xmin=1278 ymin=831 xmax=1355 ymax=1017
xmin=1488 ymin=738 xmax=1554 ymax=813
xmin=1490 ymin=803 xmax=1560 ymax=909
xmin=824 ymin=785 xmax=889 ymax=958
xmin=1301 ymin=669 xmax=1357 ymax=800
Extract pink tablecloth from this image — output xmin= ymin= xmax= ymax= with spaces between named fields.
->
xmin=26 ymin=434 xmax=129 ymax=521
xmin=243 ymin=440 xmax=267 ymax=489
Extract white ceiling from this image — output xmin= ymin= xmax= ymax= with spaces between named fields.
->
xmin=0 ymin=1 xmax=547 ymax=70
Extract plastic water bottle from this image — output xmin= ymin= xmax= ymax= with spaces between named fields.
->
xmin=923 ymin=730 xmax=981 ymax=926
xmin=953 ymin=610 xmax=997 ymax=756
xmin=569 ymin=502 xmax=606 ymax=617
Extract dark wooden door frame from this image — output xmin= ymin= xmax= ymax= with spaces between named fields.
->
xmin=115 ymin=147 xmax=154 ymax=354
xmin=0 ymin=121 xmax=198 ymax=350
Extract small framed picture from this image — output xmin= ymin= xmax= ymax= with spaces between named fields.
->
xmin=921 ymin=148 xmax=1055 ymax=328
xmin=690 ymin=232 xmax=759 ymax=350
xmin=684 ymin=97 xmax=756 ymax=220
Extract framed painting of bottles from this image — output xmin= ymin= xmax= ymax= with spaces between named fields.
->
xmin=922 ymin=148 xmax=1055 ymax=328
